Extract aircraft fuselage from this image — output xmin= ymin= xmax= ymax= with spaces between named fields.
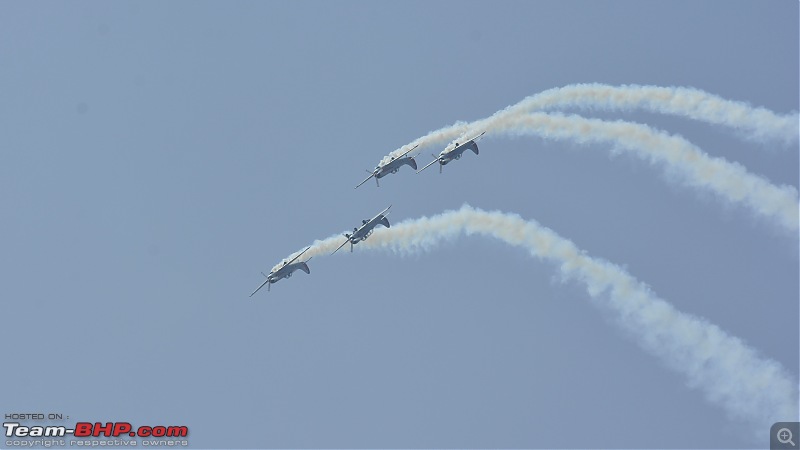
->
xmin=375 ymin=156 xmax=417 ymax=179
xmin=439 ymin=140 xmax=479 ymax=165
xmin=332 ymin=206 xmax=392 ymax=255
xmin=350 ymin=221 xmax=379 ymax=243
xmin=269 ymin=260 xmax=310 ymax=284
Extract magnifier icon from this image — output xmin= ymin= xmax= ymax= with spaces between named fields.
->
xmin=778 ymin=428 xmax=796 ymax=446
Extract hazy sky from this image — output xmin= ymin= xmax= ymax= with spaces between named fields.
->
xmin=1 ymin=1 xmax=797 ymax=448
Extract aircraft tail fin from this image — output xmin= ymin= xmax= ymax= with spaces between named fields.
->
xmin=379 ymin=216 xmax=390 ymax=228
xmin=408 ymin=158 xmax=418 ymax=170
xmin=468 ymin=141 xmax=479 ymax=155
xmin=299 ymin=261 xmax=311 ymax=274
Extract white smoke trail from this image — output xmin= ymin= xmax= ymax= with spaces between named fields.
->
xmin=301 ymin=205 xmax=797 ymax=434
xmin=507 ymin=83 xmax=800 ymax=144
xmin=496 ymin=113 xmax=799 ymax=232
xmin=387 ymin=112 xmax=799 ymax=232
xmin=384 ymin=84 xmax=797 ymax=165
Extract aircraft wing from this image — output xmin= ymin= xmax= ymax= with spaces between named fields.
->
xmin=368 ymin=205 xmax=392 ymax=225
xmin=249 ymin=277 xmax=270 ymax=297
xmin=453 ymin=131 xmax=487 ymax=150
xmin=271 ymin=246 xmax=311 ymax=272
xmin=417 ymin=158 xmax=439 ymax=173
xmin=272 ymin=245 xmax=311 ymax=270
xmin=355 ymin=172 xmax=375 ymax=189
xmin=373 ymin=205 xmax=392 ymax=220
xmin=285 ymin=246 xmax=311 ymax=265
xmin=331 ymin=238 xmax=350 ymax=255
xmin=462 ymin=131 xmax=486 ymax=144
xmin=396 ymin=143 xmax=420 ymax=159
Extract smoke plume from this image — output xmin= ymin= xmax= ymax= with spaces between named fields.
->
xmin=300 ymin=205 xmax=797 ymax=434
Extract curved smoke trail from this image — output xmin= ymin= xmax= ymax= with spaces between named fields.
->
xmin=386 ymin=84 xmax=798 ymax=164
xmin=507 ymin=83 xmax=800 ymax=144
xmin=387 ymin=112 xmax=798 ymax=232
xmin=298 ymin=205 xmax=797 ymax=435
xmin=495 ymin=113 xmax=799 ymax=232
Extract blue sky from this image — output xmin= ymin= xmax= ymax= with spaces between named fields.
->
xmin=1 ymin=1 xmax=797 ymax=448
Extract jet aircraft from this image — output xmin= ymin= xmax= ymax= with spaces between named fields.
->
xmin=417 ymin=131 xmax=486 ymax=174
xmin=250 ymin=246 xmax=312 ymax=296
xmin=355 ymin=145 xmax=419 ymax=188
xmin=332 ymin=206 xmax=392 ymax=254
